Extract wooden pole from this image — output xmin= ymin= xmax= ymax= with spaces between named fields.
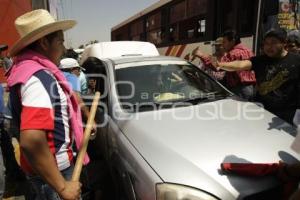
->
xmin=71 ymin=92 xmax=101 ymax=181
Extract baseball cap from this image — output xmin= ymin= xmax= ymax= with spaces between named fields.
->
xmin=59 ymin=58 xmax=85 ymax=71
xmin=264 ymin=28 xmax=287 ymax=42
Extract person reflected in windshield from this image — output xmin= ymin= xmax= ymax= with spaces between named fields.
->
xmin=155 ymin=69 xmax=185 ymax=102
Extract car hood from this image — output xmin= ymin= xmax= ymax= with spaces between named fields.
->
xmin=117 ymin=99 xmax=300 ymax=199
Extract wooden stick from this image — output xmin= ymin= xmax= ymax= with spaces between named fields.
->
xmin=71 ymin=92 xmax=101 ymax=181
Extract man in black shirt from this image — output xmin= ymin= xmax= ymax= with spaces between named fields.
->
xmin=217 ymin=29 xmax=300 ymax=124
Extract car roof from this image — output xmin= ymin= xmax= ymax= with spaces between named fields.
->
xmin=80 ymin=41 xmax=159 ymax=64
xmin=110 ymin=55 xmax=185 ymax=65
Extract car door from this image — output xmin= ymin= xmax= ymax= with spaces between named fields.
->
xmin=82 ymin=58 xmax=110 ymax=160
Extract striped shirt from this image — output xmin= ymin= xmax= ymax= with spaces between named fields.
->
xmin=10 ymin=70 xmax=73 ymax=174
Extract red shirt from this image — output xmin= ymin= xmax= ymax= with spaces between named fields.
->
xmin=221 ymin=43 xmax=255 ymax=87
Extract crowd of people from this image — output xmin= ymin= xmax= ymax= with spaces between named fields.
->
xmin=190 ymin=28 xmax=300 ymax=125
xmin=0 ymin=8 xmax=300 ymax=200
xmin=189 ymin=27 xmax=300 ymax=199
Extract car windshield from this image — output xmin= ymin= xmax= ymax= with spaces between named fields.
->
xmin=115 ymin=60 xmax=231 ymax=112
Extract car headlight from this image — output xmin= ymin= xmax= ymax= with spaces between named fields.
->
xmin=156 ymin=183 xmax=218 ymax=200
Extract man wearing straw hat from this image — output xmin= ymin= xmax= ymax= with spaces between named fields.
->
xmin=6 ymin=9 xmax=89 ymax=200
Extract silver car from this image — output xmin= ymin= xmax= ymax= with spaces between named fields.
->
xmin=81 ymin=42 xmax=300 ymax=200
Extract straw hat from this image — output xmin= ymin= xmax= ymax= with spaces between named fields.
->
xmin=9 ymin=9 xmax=76 ymax=57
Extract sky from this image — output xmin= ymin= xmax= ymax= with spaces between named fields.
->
xmin=58 ymin=0 xmax=158 ymax=48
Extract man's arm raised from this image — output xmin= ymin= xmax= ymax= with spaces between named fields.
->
xmin=216 ymin=60 xmax=253 ymax=71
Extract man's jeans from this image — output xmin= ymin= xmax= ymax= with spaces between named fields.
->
xmin=231 ymin=85 xmax=255 ymax=101
xmin=28 ymin=165 xmax=74 ymax=200
xmin=0 ymin=147 xmax=5 ymax=200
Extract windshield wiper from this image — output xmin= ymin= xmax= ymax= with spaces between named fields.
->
xmin=121 ymin=92 xmax=232 ymax=112
xmin=122 ymin=102 xmax=161 ymax=112
xmin=177 ymin=92 xmax=231 ymax=104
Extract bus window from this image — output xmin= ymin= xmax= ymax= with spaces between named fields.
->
xmin=147 ymin=30 xmax=162 ymax=44
xmin=169 ymin=24 xmax=179 ymax=42
xmin=187 ymin=0 xmax=207 ymax=17
xmin=168 ymin=0 xmax=186 ymax=42
xmin=179 ymin=17 xmax=206 ymax=40
xmin=170 ymin=1 xmax=186 ymax=24
xmin=130 ymin=19 xmax=144 ymax=41
xmin=216 ymin=0 xmax=257 ymax=36
xmin=112 ymin=25 xmax=129 ymax=41
xmin=238 ymin=0 xmax=257 ymax=36
xmin=219 ymin=0 xmax=237 ymax=32
xmin=169 ymin=0 xmax=209 ymax=42
xmin=146 ymin=12 xmax=161 ymax=31
xmin=146 ymin=12 xmax=162 ymax=45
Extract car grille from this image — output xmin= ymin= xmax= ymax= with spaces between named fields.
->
xmin=243 ymin=186 xmax=282 ymax=200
